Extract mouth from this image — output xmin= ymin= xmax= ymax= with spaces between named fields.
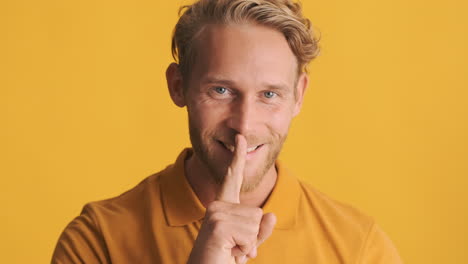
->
xmin=217 ymin=140 xmax=264 ymax=154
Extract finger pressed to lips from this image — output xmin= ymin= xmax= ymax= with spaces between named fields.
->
xmin=217 ymin=140 xmax=264 ymax=158
xmin=217 ymin=139 xmax=263 ymax=153
xmin=211 ymin=134 xmax=277 ymax=263
xmin=216 ymin=134 xmax=247 ymax=203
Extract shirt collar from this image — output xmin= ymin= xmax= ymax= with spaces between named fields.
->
xmin=262 ymin=160 xmax=300 ymax=229
xmin=160 ymin=148 xmax=300 ymax=229
xmin=160 ymin=149 xmax=206 ymax=227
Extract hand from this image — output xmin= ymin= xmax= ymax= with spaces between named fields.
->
xmin=187 ymin=134 xmax=277 ymax=264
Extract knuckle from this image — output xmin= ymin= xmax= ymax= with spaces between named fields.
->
xmin=240 ymin=244 xmax=253 ymax=255
xmin=208 ymin=211 xmax=224 ymax=224
xmin=207 ymin=201 xmax=222 ymax=213
xmin=211 ymin=221 xmax=224 ymax=234
xmin=206 ymin=214 xmax=225 ymax=234
xmin=249 ymin=236 xmax=258 ymax=246
xmin=250 ymin=224 xmax=259 ymax=236
xmin=253 ymin=208 xmax=263 ymax=220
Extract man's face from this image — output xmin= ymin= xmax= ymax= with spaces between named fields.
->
xmin=183 ymin=23 xmax=306 ymax=192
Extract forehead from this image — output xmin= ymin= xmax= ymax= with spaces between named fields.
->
xmin=190 ymin=23 xmax=298 ymax=88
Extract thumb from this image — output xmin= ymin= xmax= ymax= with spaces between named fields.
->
xmin=257 ymin=212 xmax=277 ymax=246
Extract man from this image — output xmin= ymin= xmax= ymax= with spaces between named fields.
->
xmin=52 ymin=0 xmax=403 ymax=263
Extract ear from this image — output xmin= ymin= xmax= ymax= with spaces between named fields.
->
xmin=166 ymin=63 xmax=186 ymax=107
xmin=293 ymin=72 xmax=309 ymax=117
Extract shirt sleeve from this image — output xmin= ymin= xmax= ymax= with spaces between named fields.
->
xmin=357 ymin=222 xmax=404 ymax=264
xmin=51 ymin=204 xmax=111 ymax=264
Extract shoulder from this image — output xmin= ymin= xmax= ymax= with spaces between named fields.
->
xmin=296 ymin=180 xmax=403 ymax=263
xmin=297 ymin=179 xmax=374 ymax=225
xmin=83 ymin=166 xmax=170 ymax=218
xmin=51 ymin=167 xmax=171 ymax=263
xmin=296 ymin=179 xmax=374 ymax=246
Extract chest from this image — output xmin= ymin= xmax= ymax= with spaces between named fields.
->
xmin=109 ymin=221 xmax=353 ymax=264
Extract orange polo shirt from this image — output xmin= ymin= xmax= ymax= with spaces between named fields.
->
xmin=52 ymin=149 xmax=403 ymax=263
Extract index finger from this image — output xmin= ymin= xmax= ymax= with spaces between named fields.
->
xmin=216 ymin=134 xmax=247 ymax=203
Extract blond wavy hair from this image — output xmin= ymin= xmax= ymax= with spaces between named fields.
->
xmin=171 ymin=0 xmax=320 ymax=78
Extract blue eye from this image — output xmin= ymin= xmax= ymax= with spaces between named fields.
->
xmin=214 ymin=87 xmax=227 ymax=94
xmin=264 ymin=91 xmax=276 ymax=98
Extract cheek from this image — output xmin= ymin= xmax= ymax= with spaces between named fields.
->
xmin=270 ymin=115 xmax=293 ymax=136
xmin=262 ymin=105 xmax=294 ymax=133
xmin=188 ymin=102 xmax=225 ymax=134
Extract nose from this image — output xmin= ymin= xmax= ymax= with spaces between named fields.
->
xmin=226 ymin=96 xmax=255 ymax=135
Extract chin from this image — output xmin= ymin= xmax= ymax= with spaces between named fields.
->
xmin=240 ymin=172 xmax=263 ymax=192
xmin=240 ymin=158 xmax=272 ymax=190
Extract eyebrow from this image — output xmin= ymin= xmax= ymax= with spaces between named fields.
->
xmin=201 ymin=76 xmax=291 ymax=92
xmin=201 ymin=77 xmax=236 ymax=87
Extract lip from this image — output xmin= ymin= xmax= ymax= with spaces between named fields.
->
xmin=246 ymin=144 xmax=264 ymax=160
xmin=216 ymin=140 xmax=264 ymax=160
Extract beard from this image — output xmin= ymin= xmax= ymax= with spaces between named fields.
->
xmin=188 ymin=116 xmax=287 ymax=193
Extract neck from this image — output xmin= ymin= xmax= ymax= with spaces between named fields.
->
xmin=184 ymin=150 xmax=277 ymax=208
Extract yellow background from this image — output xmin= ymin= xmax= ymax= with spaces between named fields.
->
xmin=1 ymin=0 xmax=467 ymax=263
